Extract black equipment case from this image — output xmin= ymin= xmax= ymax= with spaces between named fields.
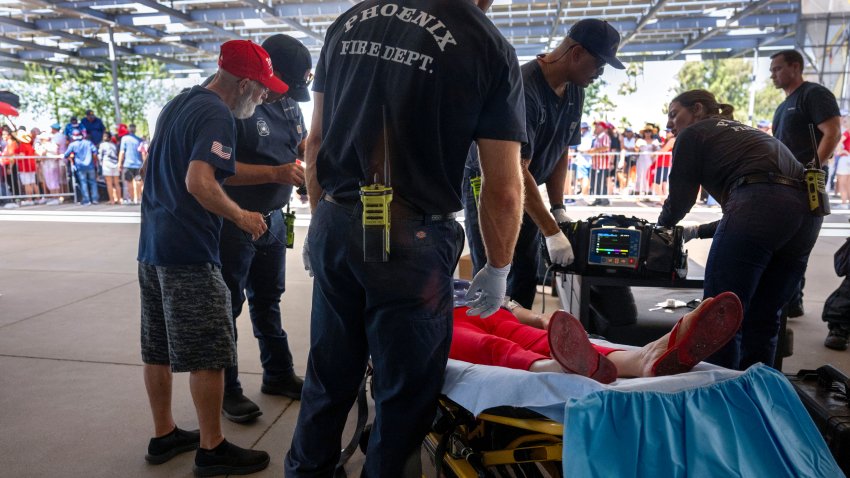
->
xmin=543 ymin=214 xmax=688 ymax=280
xmin=786 ymin=365 xmax=850 ymax=474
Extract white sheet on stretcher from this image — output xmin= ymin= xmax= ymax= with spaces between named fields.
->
xmin=441 ymin=345 xmax=845 ymax=477
xmin=442 ymin=359 xmax=738 ymax=420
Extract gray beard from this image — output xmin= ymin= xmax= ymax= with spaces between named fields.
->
xmin=233 ymin=91 xmax=259 ymax=119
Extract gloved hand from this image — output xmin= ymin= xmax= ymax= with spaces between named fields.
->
xmin=682 ymin=224 xmax=699 ymax=242
xmin=302 ymin=238 xmax=313 ymax=277
xmin=552 ymin=208 xmax=570 ymax=224
xmin=545 ymin=231 xmax=574 ymax=265
xmin=465 ymin=262 xmax=511 ymax=318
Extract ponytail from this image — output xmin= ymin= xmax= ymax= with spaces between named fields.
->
xmin=718 ymin=103 xmax=735 ymax=120
xmin=672 ymin=89 xmax=735 ymax=121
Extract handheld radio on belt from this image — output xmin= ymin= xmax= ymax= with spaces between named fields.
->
xmin=804 ymin=123 xmax=830 ymax=216
xmin=469 ymin=149 xmax=481 ymax=209
xmin=360 ymin=106 xmax=393 ymax=262
xmin=469 ymin=175 xmax=482 ymax=208
xmin=284 ymin=203 xmax=295 ymax=249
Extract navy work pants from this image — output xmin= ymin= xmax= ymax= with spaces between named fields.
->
xmin=285 ymin=198 xmax=464 ymax=477
xmin=219 ymin=210 xmax=294 ymax=392
xmin=462 ymin=167 xmax=541 ymax=309
xmin=704 ymin=183 xmax=822 ymax=370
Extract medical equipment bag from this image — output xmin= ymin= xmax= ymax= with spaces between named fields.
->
xmin=543 ymin=214 xmax=687 ymax=280
xmin=787 ymin=365 xmax=850 ymax=474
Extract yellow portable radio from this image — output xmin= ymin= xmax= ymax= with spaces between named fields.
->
xmin=360 ymin=106 xmax=393 ymax=262
xmin=805 ymin=124 xmax=830 ymax=217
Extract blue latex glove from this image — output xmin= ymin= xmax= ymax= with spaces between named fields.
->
xmin=552 ymin=208 xmax=570 ymax=224
xmin=545 ymin=231 xmax=574 ymax=266
xmin=465 ymin=262 xmax=511 ymax=318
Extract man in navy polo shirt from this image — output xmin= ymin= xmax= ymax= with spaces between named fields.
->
xmin=137 ymin=40 xmax=287 ymax=476
xmin=217 ymin=34 xmax=311 ymax=423
xmin=462 ymin=19 xmax=625 ymax=308
xmin=769 ymin=49 xmax=842 ymax=321
xmin=285 ymin=0 xmax=526 ymax=475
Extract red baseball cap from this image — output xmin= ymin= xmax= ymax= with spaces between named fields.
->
xmin=218 ymin=40 xmax=288 ymax=94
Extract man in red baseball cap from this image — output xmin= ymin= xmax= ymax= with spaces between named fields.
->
xmin=137 ymin=39 xmax=288 ymax=477
xmin=219 ymin=39 xmax=288 ymax=96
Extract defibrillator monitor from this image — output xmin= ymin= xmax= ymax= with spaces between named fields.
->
xmin=587 ymin=227 xmax=641 ymax=269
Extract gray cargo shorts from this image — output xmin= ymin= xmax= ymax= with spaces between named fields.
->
xmin=139 ymin=262 xmax=237 ymax=372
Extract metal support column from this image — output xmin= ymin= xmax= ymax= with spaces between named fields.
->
xmin=107 ymin=26 xmax=122 ymax=125
xmin=747 ymin=48 xmax=758 ymax=125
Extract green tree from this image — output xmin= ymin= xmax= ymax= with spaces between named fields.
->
xmin=584 ymin=79 xmax=615 ymax=119
xmin=618 ymin=62 xmax=644 ymax=96
xmin=754 ymin=80 xmax=785 ymax=124
xmin=672 ymin=59 xmax=783 ymax=125
xmin=8 ymin=59 xmax=177 ymax=135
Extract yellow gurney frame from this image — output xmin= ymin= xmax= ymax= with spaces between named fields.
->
xmin=423 ymin=397 xmax=565 ymax=478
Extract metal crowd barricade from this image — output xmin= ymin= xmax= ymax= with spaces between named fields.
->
xmin=564 ymin=150 xmax=673 ymax=202
xmin=0 ymin=155 xmax=76 ymax=206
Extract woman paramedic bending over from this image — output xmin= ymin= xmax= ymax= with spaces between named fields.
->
xmin=657 ymin=89 xmax=823 ymax=371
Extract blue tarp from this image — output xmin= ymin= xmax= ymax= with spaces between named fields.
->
xmin=561 ymin=364 xmax=843 ymax=477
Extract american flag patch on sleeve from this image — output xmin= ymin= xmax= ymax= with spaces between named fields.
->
xmin=211 ymin=141 xmax=232 ymax=160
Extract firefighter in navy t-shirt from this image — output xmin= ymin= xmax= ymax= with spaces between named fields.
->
xmin=463 ymin=19 xmax=625 ymax=308
xmin=769 ymin=49 xmax=841 ymax=320
xmin=217 ymin=34 xmax=311 ymax=424
xmin=284 ymin=0 xmax=526 ymax=475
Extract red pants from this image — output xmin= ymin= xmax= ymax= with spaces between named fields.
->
xmin=450 ymin=307 xmax=618 ymax=371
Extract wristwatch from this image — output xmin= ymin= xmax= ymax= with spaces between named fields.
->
xmin=550 ymin=204 xmax=566 ymax=212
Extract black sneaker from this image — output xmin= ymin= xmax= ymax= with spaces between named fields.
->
xmin=194 ymin=439 xmax=270 ymax=477
xmin=825 ymin=328 xmax=850 ymax=351
xmin=261 ymin=375 xmax=304 ymax=400
xmin=145 ymin=427 xmax=200 ymax=464
xmin=785 ymin=302 xmax=805 ymax=318
xmin=222 ymin=392 xmax=262 ymax=423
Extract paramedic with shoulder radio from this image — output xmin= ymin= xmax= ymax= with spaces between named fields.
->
xmin=657 ymin=89 xmax=823 ymax=371
xmin=462 ymin=18 xmax=626 ymax=308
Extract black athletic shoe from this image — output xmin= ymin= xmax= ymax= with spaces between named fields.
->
xmin=145 ymin=427 xmax=200 ymax=464
xmin=261 ymin=375 xmax=304 ymax=400
xmin=222 ymin=392 xmax=262 ymax=423
xmin=193 ymin=439 xmax=270 ymax=477
xmin=786 ymin=302 xmax=805 ymax=318
xmin=825 ymin=328 xmax=850 ymax=351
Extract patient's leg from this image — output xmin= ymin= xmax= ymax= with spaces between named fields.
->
xmin=608 ymin=292 xmax=743 ymax=377
xmin=451 ymin=308 xmax=550 ymax=370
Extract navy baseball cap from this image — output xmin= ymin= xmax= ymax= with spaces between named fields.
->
xmin=567 ymin=19 xmax=625 ymax=70
xmin=262 ymin=34 xmax=313 ymax=102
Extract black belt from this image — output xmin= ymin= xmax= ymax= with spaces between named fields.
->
xmin=323 ymin=193 xmax=456 ymax=223
xmin=731 ymin=173 xmax=805 ymax=192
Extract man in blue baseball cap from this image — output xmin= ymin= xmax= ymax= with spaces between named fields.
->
xmin=462 ymin=18 xmax=625 ymax=307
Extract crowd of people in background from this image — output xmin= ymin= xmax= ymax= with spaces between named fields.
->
xmin=2 ymin=107 xmax=848 ymax=211
xmin=566 ymin=120 xmax=679 ymax=205
xmin=562 ymin=114 xmax=850 ymax=208
xmin=0 ymin=109 xmax=149 ymax=208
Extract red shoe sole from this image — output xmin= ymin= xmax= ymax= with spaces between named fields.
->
xmin=548 ymin=311 xmax=617 ymax=384
xmin=651 ymin=291 xmax=743 ymax=376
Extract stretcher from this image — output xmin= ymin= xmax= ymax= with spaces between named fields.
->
xmin=423 ymin=356 xmax=845 ymax=478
